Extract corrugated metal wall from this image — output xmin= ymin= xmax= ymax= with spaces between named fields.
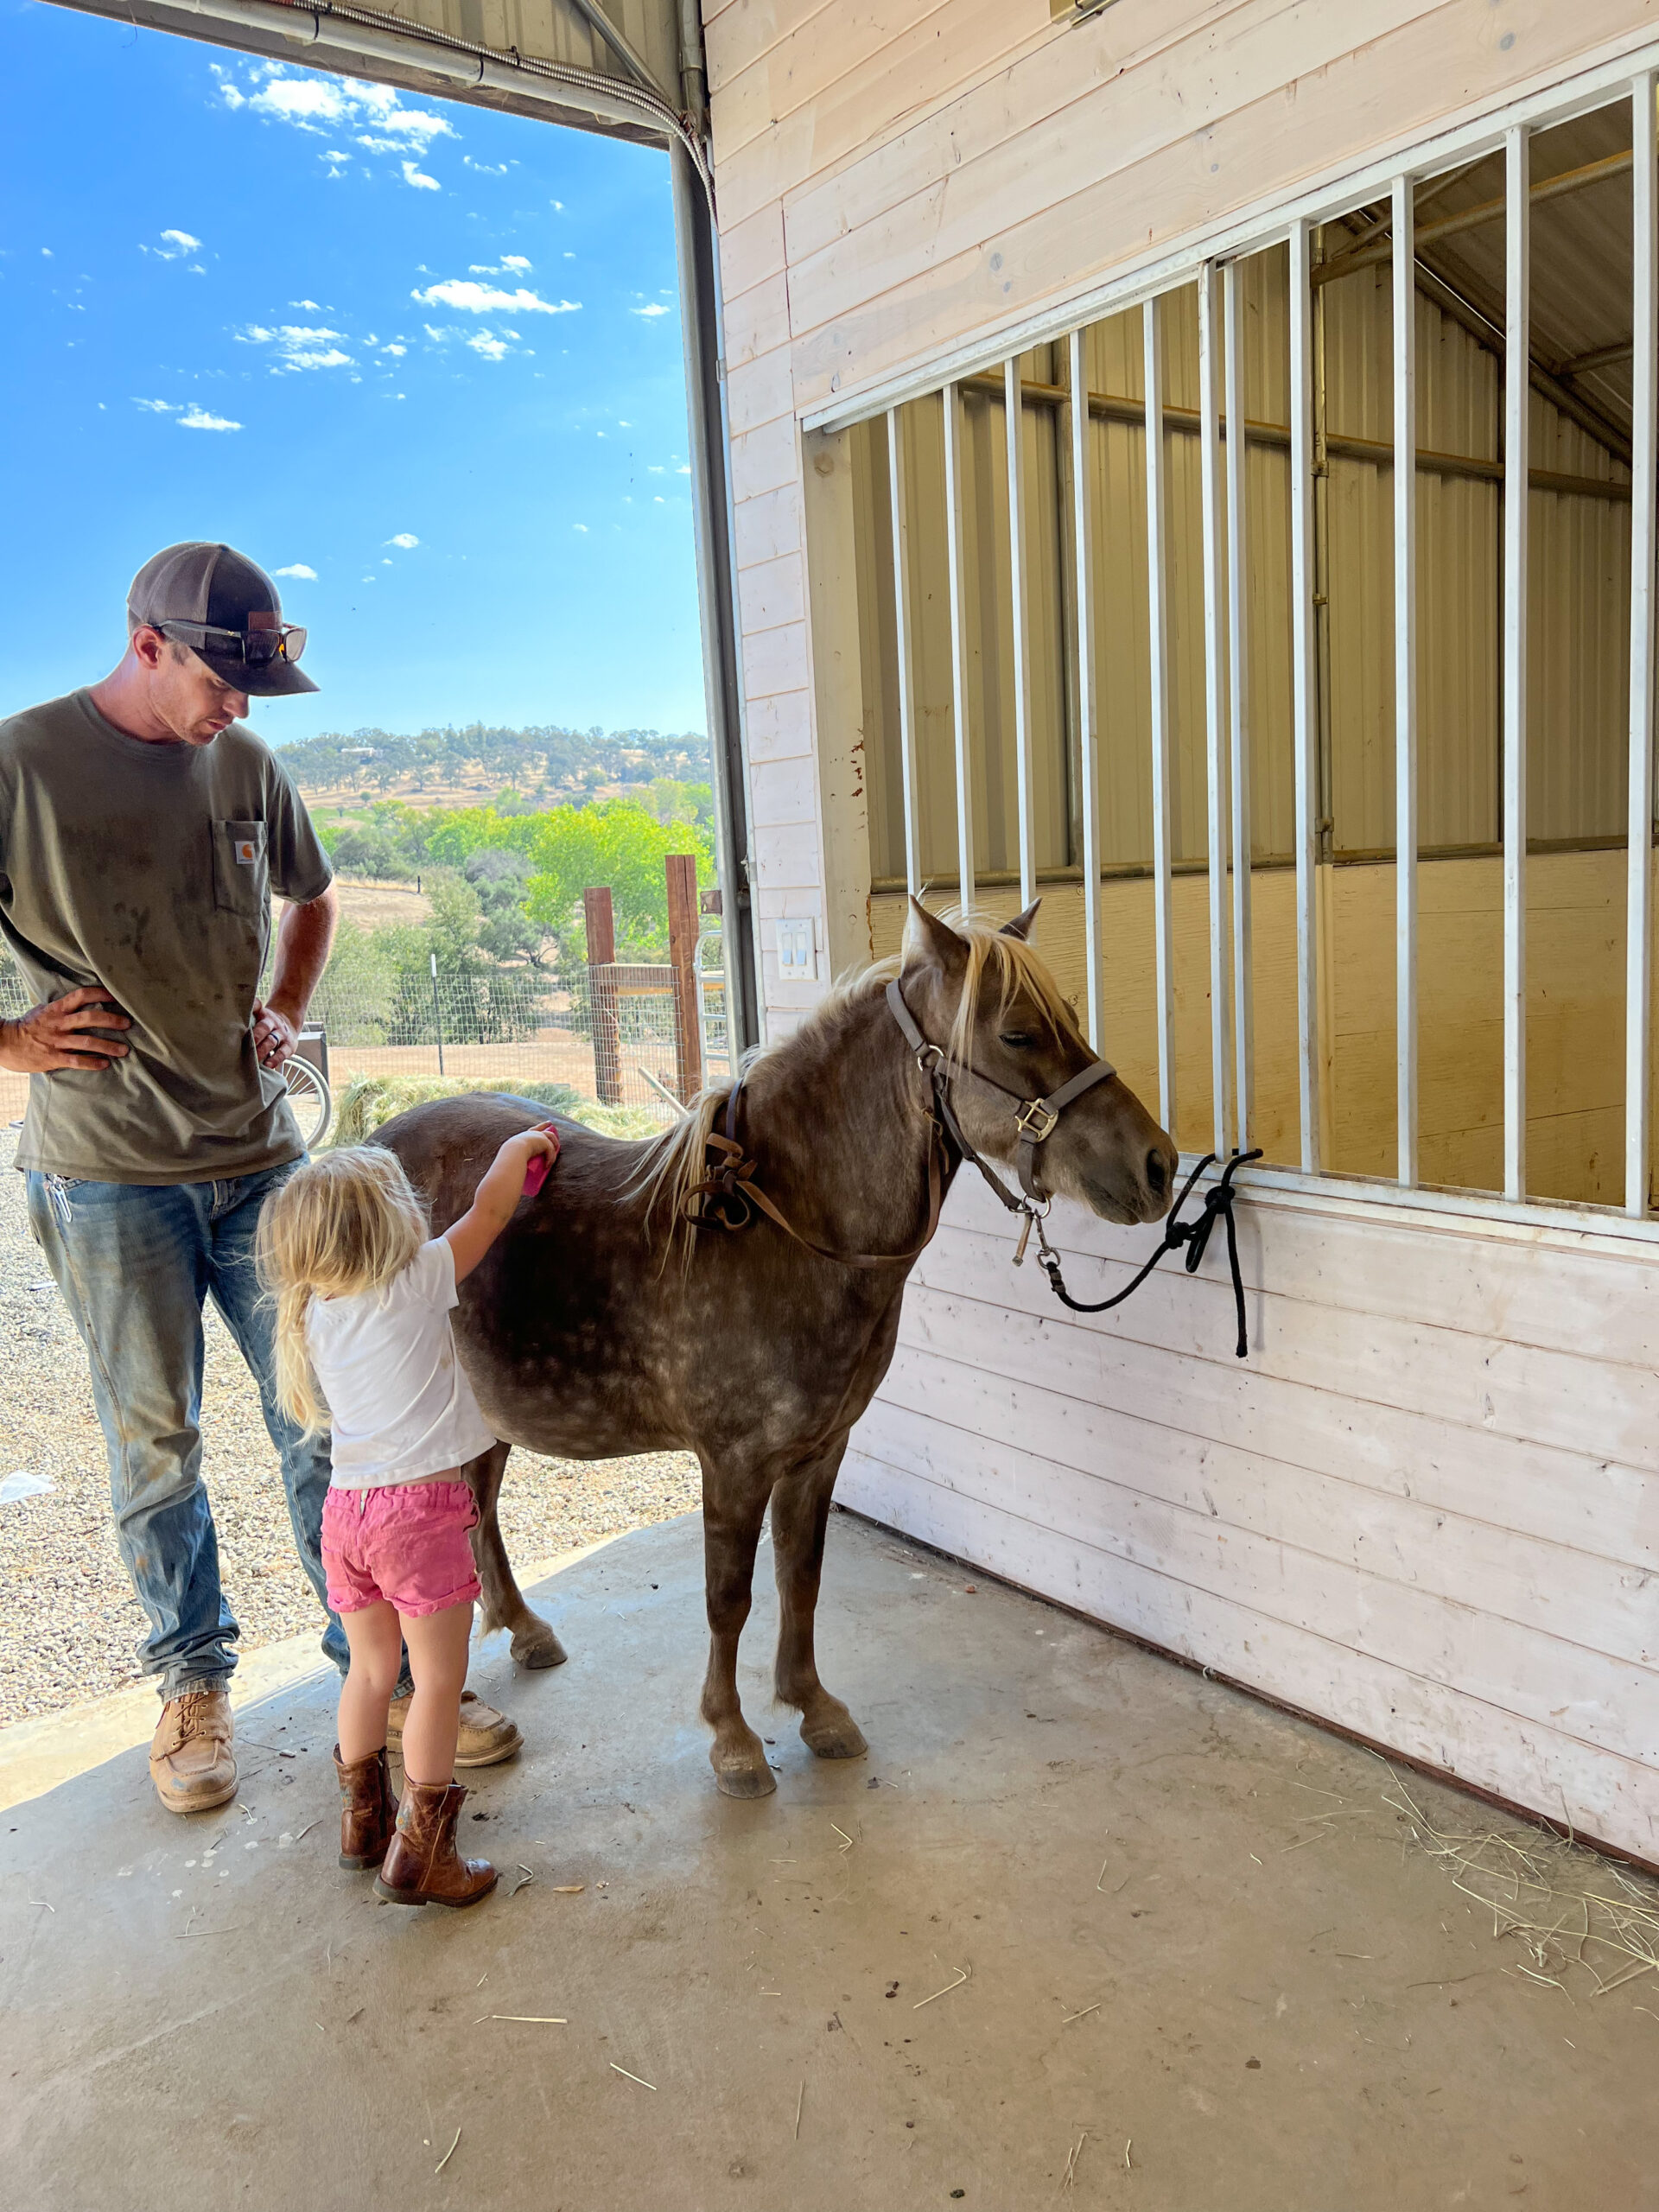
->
xmin=849 ymin=217 xmax=1640 ymax=1202
xmin=855 ymin=241 xmax=1634 ymax=884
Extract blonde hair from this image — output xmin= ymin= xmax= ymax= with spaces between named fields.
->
xmin=256 ymin=1147 xmax=430 ymax=1438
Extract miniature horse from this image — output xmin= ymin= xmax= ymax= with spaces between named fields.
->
xmin=373 ymin=900 xmax=1176 ymax=1796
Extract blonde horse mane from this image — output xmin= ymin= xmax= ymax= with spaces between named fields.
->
xmin=626 ymin=907 xmax=1076 ymax=1258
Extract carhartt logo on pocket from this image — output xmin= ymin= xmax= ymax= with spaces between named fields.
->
xmin=237 ymin=840 xmax=257 ymax=865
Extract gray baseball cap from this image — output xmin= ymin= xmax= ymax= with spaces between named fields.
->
xmin=127 ymin=541 xmax=319 ymax=696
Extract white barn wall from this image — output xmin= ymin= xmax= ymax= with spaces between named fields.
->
xmin=702 ymin=0 xmax=1659 ymax=1855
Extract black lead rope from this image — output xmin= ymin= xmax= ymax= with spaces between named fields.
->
xmin=1033 ymin=1148 xmax=1264 ymax=1359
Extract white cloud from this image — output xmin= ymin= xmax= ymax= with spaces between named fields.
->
xmin=274 ymin=563 xmax=317 ymax=580
xmin=411 ymin=276 xmax=578 ymax=317
xmin=382 ymin=558 xmax=392 ymax=566
xmin=463 ymin=156 xmax=509 ymax=175
xmin=466 ymin=331 xmax=510 ymax=361
xmin=179 ymin=406 xmax=241 ymax=431
xmin=41 ymin=247 xmax=53 ymax=257
xmin=381 ymin=341 xmax=407 ymax=358
xmin=551 ymin=200 xmax=564 ymax=212
xmin=142 ymin=229 xmax=204 ymax=263
xmin=132 ymin=397 xmax=175 ymax=413
xmin=499 ymin=254 xmax=531 ymax=271
xmin=218 ymin=67 xmax=454 ymax=193
xmin=423 ymin=323 xmax=448 ymax=344
xmin=572 ymin=524 xmax=588 ymax=533
xmin=238 ymin=322 xmax=353 ymax=373
xmin=385 ymin=533 xmax=418 ymax=550
xmin=632 ymin=302 xmax=671 ymax=320
xmin=290 ymin=298 xmax=321 ymax=310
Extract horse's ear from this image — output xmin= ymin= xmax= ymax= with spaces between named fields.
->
xmin=902 ymin=895 xmax=968 ymax=981
xmin=1001 ymin=899 xmax=1041 ymax=942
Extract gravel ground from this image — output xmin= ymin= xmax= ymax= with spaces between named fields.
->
xmin=0 ymin=1131 xmax=702 ymax=1725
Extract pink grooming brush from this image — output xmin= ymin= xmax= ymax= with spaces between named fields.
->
xmin=522 ymin=1122 xmax=560 ymax=1197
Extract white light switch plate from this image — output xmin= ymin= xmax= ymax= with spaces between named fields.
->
xmin=776 ymin=918 xmax=816 ymax=979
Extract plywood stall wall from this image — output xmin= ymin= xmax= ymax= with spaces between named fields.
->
xmin=703 ymin=0 xmax=1659 ymax=1859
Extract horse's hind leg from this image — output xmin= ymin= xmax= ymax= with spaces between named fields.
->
xmin=699 ymin=1465 xmax=775 ymax=1798
xmin=466 ymin=1440 xmax=567 ymax=1670
xmin=771 ymin=1440 xmax=868 ymax=1763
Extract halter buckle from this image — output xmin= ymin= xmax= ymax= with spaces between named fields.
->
xmin=1014 ymin=1096 xmax=1059 ymax=1144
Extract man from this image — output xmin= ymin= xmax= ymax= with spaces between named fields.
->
xmin=0 ymin=543 xmax=520 ymax=1814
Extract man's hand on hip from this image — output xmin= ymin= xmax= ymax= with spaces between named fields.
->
xmin=0 ymin=985 xmax=131 ymax=1075
xmin=250 ymin=999 xmax=301 ymax=1071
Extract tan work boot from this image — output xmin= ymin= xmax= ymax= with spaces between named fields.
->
xmin=372 ymin=1779 xmax=497 ymax=1909
xmin=387 ymin=1688 xmax=522 ymax=1769
xmin=149 ymin=1688 xmax=237 ymax=1815
xmin=334 ymin=1745 xmax=397 ymax=1871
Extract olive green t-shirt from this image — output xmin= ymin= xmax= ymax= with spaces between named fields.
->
xmin=0 ymin=689 xmax=333 ymax=1184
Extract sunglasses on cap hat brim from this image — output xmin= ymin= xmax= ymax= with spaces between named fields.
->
xmin=150 ymin=617 xmax=319 ymax=696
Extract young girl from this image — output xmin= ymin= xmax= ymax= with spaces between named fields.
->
xmin=257 ymin=1125 xmax=558 ymax=1908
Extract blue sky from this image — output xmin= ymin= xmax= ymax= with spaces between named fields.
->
xmin=0 ymin=1 xmax=707 ymax=746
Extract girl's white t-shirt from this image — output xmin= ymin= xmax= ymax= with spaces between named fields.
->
xmin=307 ymin=1238 xmax=497 ymax=1490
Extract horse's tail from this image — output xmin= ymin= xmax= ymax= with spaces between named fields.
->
xmin=623 ymin=1084 xmax=732 ymax=1263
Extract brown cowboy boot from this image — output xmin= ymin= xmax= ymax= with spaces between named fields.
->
xmin=333 ymin=1745 xmax=397 ymax=1871
xmin=372 ymin=1779 xmax=497 ymax=1909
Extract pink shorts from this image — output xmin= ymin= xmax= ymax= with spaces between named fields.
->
xmin=321 ymin=1481 xmax=481 ymax=1618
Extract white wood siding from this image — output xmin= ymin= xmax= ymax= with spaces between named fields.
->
xmin=703 ymin=0 xmax=1659 ymax=1856
xmin=842 ymin=1174 xmax=1659 ymax=1858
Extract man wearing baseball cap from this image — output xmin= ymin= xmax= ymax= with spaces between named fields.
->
xmin=0 ymin=543 xmax=521 ymax=1814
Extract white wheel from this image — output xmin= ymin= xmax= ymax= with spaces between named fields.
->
xmin=284 ymin=1057 xmax=333 ymax=1148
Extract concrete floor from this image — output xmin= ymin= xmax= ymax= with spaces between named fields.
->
xmin=3 ymin=1510 xmax=1655 ymax=2212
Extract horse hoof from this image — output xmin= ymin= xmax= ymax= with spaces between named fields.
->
xmin=800 ymin=1710 xmax=868 ymax=1761
xmin=714 ymin=1760 xmax=778 ymax=1800
xmin=512 ymin=1624 xmax=568 ymax=1670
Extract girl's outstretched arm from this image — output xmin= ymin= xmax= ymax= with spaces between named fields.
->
xmin=445 ymin=1127 xmax=559 ymax=1283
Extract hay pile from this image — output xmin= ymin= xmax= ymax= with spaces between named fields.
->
xmin=329 ymin=1075 xmax=663 ymax=1148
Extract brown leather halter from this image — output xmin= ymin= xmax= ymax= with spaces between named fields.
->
xmin=681 ymin=977 xmax=1114 ymax=1268
xmin=679 ymin=976 xmax=1262 ymax=1357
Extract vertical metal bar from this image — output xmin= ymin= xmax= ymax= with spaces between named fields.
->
xmin=1067 ymin=328 xmax=1105 ymax=1051
xmin=670 ymin=142 xmax=758 ymax=1054
xmin=1005 ymin=356 xmax=1038 ymax=907
xmin=1144 ymin=296 xmax=1177 ymax=1135
xmin=1393 ymin=175 xmax=1420 ymax=1187
xmin=887 ymin=404 xmax=922 ymax=896
xmin=943 ymin=381 xmax=976 ymax=912
xmin=1198 ymin=263 xmax=1232 ymax=1159
xmin=1629 ymin=73 xmax=1658 ymax=1217
xmin=1289 ymin=220 xmax=1321 ymax=1174
xmin=1223 ymin=262 xmax=1255 ymax=1151
xmin=1502 ymin=127 xmax=1530 ymax=1202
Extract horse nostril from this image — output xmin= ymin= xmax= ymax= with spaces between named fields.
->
xmin=1146 ymin=1147 xmax=1169 ymax=1198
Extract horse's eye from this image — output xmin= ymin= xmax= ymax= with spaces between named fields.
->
xmin=999 ymin=1033 xmax=1039 ymax=1052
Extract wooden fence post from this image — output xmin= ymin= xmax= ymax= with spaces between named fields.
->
xmin=665 ymin=854 xmax=703 ymax=1103
xmin=582 ymin=885 xmax=621 ymax=1105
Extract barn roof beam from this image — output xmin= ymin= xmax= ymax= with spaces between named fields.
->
xmin=1408 ymin=255 xmax=1633 ymax=466
xmin=1313 ymin=149 xmax=1634 ymax=286
xmin=556 ymin=0 xmax=672 ymax=101
xmin=960 ymin=372 xmax=1630 ymax=502
xmin=1561 ymin=338 xmax=1636 ymax=375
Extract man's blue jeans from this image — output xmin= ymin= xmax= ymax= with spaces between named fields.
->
xmin=25 ymin=1160 xmax=355 ymax=1701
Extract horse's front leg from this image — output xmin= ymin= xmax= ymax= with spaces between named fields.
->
xmin=699 ymin=1463 xmax=774 ymax=1798
xmin=466 ymin=1440 xmax=567 ymax=1669
xmin=771 ymin=1440 xmax=868 ymax=1762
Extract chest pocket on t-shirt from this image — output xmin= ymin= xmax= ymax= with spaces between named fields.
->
xmin=213 ymin=819 xmax=269 ymax=918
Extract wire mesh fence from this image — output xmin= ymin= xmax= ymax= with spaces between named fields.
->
xmin=0 ymin=946 xmax=730 ymax=1135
